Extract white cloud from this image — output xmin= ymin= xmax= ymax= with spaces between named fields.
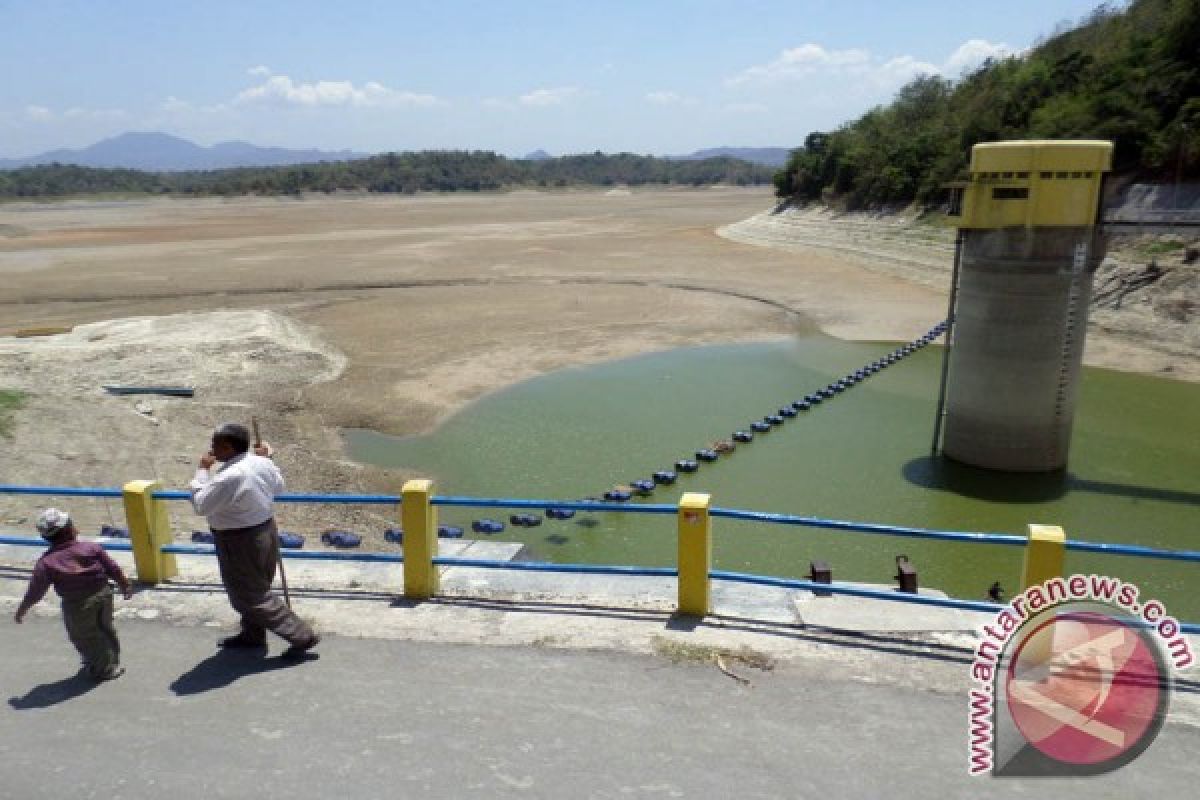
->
xmin=872 ymin=55 xmax=942 ymax=88
xmin=161 ymin=96 xmax=192 ymax=112
xmin=159 ymin=95 xmax=231 ymax=115
xmin=247 ymin=65 xmax=272 ymax=77
xmin=22 ymin=105 xmax=124 ymax=122
xmin=234 ymin=72 xmax=442 ymax=108
xmin=518 ymin=87 xmax=579 ymax=107
xmin=726 ymin=38 xmax=1013 ymax=88
xmin=943 ymin=39 xmax=1016 ymax=76
xmin=726 ymin=44 xmax=871 ymax=85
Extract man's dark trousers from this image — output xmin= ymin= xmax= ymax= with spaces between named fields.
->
xmin=212 ymin=518 xmax=313 ymax=645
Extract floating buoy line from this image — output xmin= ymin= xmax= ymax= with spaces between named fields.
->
xmin=584 ymin=321 xmax=948 ymax=508
xmin=275 ymin=322 xmax=947 ymax=547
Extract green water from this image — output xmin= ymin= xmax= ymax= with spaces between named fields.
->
xmin=345 ymin=335 xmax=1200 ymax=619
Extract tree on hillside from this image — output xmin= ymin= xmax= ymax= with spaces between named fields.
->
xmin=0 ymin=151 xmax=775 ymax=200
xmin=773 ymin=0 xmax=1200 ymax=209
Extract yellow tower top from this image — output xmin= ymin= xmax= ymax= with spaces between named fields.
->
xmin=954 ymin=140 xmax=1113 ymax=229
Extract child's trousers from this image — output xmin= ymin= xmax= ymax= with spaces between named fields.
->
xmin=61 ymin=585 xmax=120 ymax=679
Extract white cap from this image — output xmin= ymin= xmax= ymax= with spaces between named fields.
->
xmin=36 ymin=508 xmax=72 ymax=539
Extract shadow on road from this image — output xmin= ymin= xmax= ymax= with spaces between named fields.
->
xmin=170 ymin=648 xmax=315 ymax=696
xmin=9 ymin=671 xmax=98 ymax=710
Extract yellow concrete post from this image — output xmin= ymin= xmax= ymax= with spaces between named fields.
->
xmin=677 ymin=492 xmax=712 ymax=616
xmin=401 ymin=479 xmax=438 ymax=599
xmin=1021 ymin=523 xmax=1066 ymax=591
xmin=121 ymin=480 xmax=178 ymax=584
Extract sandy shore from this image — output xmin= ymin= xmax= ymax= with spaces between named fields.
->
xmin=1 ymin=189 xmax=1194 ymax=542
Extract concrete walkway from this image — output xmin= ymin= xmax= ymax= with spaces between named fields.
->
xmin=4 ymin=615 xmax=1199 ymax=800
xmin=3 ymin=539 xmax=1199 ymax=798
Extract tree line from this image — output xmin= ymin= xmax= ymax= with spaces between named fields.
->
xmin=774 ymin=0 xmax=1200 ymax=209
xmin=0 ymin=151 xmax=774 ymax=199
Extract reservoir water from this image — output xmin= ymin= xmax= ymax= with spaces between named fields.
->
xmin=345 ymin=335 xmax=1200 ymax=620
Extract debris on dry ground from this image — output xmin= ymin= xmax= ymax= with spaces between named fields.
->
xmin=653 ymin=635 xmax=776 ymax=686
xmin=1089 ymin=236 xmax=1200 ymax=374
xmin=0 ymin=310 xmax=400 ymax=540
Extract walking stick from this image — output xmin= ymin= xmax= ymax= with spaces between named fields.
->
xmin=253 ymin=416 xmax=292 ymax=609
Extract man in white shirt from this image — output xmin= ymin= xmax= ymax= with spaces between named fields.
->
xmin=190 ymin=423 xmax=319 ymax=659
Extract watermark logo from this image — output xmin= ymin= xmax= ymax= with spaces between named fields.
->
xmin=968 ymin=575 xmax=1192 ymax=777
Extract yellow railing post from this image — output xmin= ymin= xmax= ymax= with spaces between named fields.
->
xmin=401 ymin=479 xmax=438 ymax=599
xmin=677 ymin=492 xmax=712 ymax=616
xmin=121 ymin=480 xmax=177 ymax=584
xmin=1021 ymin=523 xmax=1066 ymax=591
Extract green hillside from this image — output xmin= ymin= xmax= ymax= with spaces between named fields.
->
xmin=774 ymin=0 xmax=1200 ymax=208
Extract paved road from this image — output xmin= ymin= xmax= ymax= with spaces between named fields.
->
xmin=2 ymin=617 xmax=1197 ymax=799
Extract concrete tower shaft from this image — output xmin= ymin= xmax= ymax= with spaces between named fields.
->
xmin=939 ymin=141 xmax=1112 ymax=472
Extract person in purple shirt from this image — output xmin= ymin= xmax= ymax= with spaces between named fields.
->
xmin=14 ymin=508 xmax=132 ymax=681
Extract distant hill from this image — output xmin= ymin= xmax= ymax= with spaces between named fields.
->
xmin=671 ymin=147 xmax=792 ymax=167
xmin=522 ymin=149 xmax=553 ymax=161
xmin=0 ymin=151 xmax=775 ymax=198
xmin=0 ymin=132 xmax=371 ymax=172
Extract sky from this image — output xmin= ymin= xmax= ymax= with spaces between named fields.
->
xmin=0 ymin=0 xmax=1117 ymax=159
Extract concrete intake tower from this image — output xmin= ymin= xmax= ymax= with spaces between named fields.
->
xmin=938 ymin=140 xmax=1113 ymax=472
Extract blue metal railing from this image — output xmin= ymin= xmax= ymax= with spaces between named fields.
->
xmin=152 ymin=489 xmax=400 ymax=505
xmin=2 ymin=483 xmax=1197 ymax=633
xmin=709 ymin=507 xmax=1027 ymax=547
xmin=432 ymin=556 xmax=676 ymax=578
xmin=432 ymin=496 xmax=677 ymax=514
xmin=0 ymin=486 xmax=125 ymax=498
xmin=0 ymin=534 xmax=133 ymax=551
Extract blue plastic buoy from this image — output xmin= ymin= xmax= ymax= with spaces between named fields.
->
xmin=472 ymin=519 xmax=505 ymax=534
xmin=278 ymin=532 xmax=305 ymax=549
xmin=546 ymin=508 xmax=577 ymax=520
xmin=779 ymin=407 xmax=797 ymax=418
xmin=652 ymin=470 xmax=678 ymax=485
xmin=695 ymin=449 xmax=719 ymax=462
xmin=384 ymin=528 xmax=404 ymax=543
xmin=675 ymin=459 xmax=699 ymax=473
xmin=603 ymin=489 xmax=634 ymax=501
xmin=321 ymin=530 xmax=362 ymax=548
xmin=766 ymin=414 xmax=784 ymax=425
xmin=733 ymin=430 xmax=754 ymax=442
xmin=101 ymin=525 xmax=130 ymax=539
xmin=190 ymin=530 xmax=214 ymax=544
xmin=437 ymin=525 xmax=464 ymax=538
xmin=630 ymin=479 xmax=656 ymax=495
xmin=794 ymin=401 xmax=811 ymax=411
xmin=750 ymin=420 xmax=771 ymax=432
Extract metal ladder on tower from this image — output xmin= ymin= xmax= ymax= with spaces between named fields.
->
xmin=1050 ymin=241 xmax=1089 ymax=466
